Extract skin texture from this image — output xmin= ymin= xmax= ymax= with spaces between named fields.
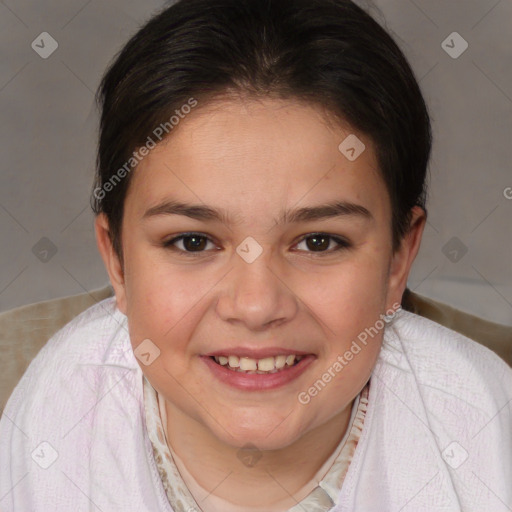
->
xmin=95 ymin=96 xmax=425 ymax=510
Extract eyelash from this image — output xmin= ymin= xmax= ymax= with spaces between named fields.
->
xmin=162 ymin=232 xmax=352 ymax=257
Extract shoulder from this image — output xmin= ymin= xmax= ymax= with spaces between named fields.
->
xmin=1 ymin=296 xmax=139 ymax=436
xmin=378 ymin=309 xmax=512 ymax=427
xmin=351 ymin=310 xmax=512 ymax=509
xmin=339 ymin=310 xmax=512 ymax=510
xmin=19 ymin=295 xmax=132 ymax=370
xmin=388 ymin=309 xmax=511 ymax=377
xmin=0 ymin=298 xmax=166 ymax=510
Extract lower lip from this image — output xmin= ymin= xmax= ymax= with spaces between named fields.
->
xmin=201 ymin=355 xmax=315 ymax=391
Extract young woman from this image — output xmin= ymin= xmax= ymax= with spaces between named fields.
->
xmin=1 ymin=0 xmax=511 ymax=510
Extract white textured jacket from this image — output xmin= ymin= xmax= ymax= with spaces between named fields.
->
xmin=1 ymin=297 xmax=511 ymax=511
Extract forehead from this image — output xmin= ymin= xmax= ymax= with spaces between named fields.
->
xmin=125 ymin=97 xmax=388 ymax=223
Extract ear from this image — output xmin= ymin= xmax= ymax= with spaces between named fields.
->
xmin=385 ymin=206 xmax=426 ymax=310
xmin=94 ymin=213 xmax=127 ymax=315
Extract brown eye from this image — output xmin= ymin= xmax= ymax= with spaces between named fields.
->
xmin=163 ymin=233 xmax=216 ymax=255
xmin=295 ymin=233 xmax=351 ymax=254
xmin=163 ymin=232 xmax=350 ymax=258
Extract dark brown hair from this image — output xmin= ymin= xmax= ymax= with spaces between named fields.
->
xmin=91 ymin=0 xmax=432 ymax=262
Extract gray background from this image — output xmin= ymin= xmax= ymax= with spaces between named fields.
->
xmin=0 ymin=0 xmax=511 ymax=325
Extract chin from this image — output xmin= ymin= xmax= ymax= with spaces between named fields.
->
xmin=212 ymin=412 xmax=311 ymax=452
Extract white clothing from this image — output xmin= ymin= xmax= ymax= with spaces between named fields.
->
xmin=0 ymin=296 xmax=511 ymax=511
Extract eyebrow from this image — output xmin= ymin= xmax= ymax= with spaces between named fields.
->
xmin=142 ymin=199 xmax=373 ymax=225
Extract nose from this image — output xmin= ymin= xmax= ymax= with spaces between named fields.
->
xmin=216 ymin=249 xmax=299 ymax=331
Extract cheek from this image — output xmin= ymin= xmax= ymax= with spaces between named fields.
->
xmin=304 ymin=333 xmax=381 ymax=427
xmin=302 ymin=266 xmax=387 ymax=411
xmin=301 ymin=252 xmax=389 ymax=325
xmin=124 ymin=243 xmax=202 ymax=326
xmin=122 ymin=254 xmax=200 ymax=370
xmin=300 ymin=252 xmax=388 ymax=378
xmin=124 ymin=272 xmax=203 ymax=402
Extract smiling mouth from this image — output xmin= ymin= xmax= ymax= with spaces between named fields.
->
xmin=210 ymin=354 xmax=304 ymax=374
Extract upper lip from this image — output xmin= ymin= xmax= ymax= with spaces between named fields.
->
xmin=204 ymin=347 xmax=314 ymax=359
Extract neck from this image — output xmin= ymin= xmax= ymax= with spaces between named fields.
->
xmin=164 ymin=400 xmax=354 ymax=510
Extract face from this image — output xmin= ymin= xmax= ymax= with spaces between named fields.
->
xmin=96 ymin=97 xmax=424 ymax=451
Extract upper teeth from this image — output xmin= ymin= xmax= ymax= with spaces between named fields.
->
xmin=214 ymin=354 xmax=302 ymax=371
